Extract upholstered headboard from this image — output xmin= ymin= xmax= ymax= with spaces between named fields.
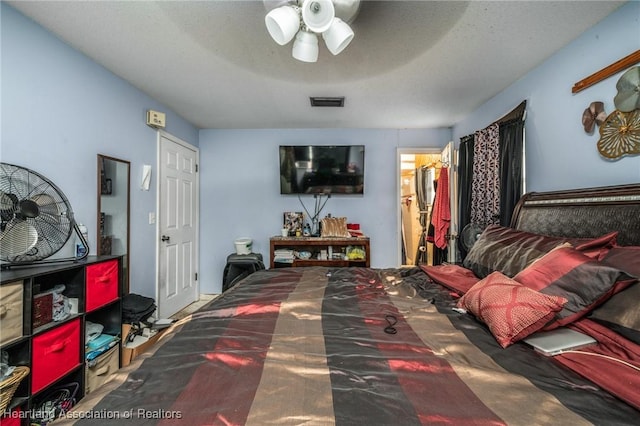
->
xmin=511 ymin=184 xmax=640 ymax=246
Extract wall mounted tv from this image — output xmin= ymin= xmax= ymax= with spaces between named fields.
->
xmin=279 ymin=145 xmax=365 ymax=195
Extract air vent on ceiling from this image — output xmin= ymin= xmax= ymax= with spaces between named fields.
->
xmin=310 ymin=97 xmax=345 ymax=107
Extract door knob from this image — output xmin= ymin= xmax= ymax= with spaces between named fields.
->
xmin=161 ymin=235 xmax=170 ymax=242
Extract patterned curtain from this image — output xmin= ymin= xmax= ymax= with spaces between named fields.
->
xmin=458 ymin=101 xmax=527 ymax=261
xmin=471 ymin=123 xmax=501 ymax=227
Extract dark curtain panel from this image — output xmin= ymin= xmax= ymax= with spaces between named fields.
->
xmin=497 ymin=100 xmax=526 ymax=226
xmin=457 ymin=135 xmax=475 ymax=259
xmin=499 ymin=117 xmax=525 ymax=226
xmin=496 ymin=100 xmax=526 ymax=124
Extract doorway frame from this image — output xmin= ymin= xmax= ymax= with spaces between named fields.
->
xmin=396 ymin=147 xmax=443 ymax=267
xmin=155 ymin=130 xmax=200 ymax=318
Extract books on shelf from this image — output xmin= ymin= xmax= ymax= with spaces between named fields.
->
xmin=274 ymin=249 xmax=295 ymax=264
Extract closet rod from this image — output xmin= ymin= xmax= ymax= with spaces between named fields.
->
xmin=572 ymin=49 xmax=640 ymax=94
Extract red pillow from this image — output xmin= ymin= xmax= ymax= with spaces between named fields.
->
xmin=457 ymin=271 xmax=567 ymax=348
xmin=420 ymin=264 xmax=480 ymax=295
xmin=573 ymin=231 xmax=619 ymax=259
xmin=513 ymin=246 xmax=634 ymax=329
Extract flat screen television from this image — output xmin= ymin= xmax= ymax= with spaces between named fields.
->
xmin=279 ymin=145 xmax=365 ymax=195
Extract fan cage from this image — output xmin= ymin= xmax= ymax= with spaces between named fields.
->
xmin=1 ymin=163 xmax=78 ymax=265
xmin=460 ymin=223 xmax=485 ymax=251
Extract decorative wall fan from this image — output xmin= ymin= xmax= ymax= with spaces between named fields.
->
xmin=0 ymin=163 xmax=88 ymax=268
xmin=614 ymin=66 xmax=640 ymax=112
xmin=597 ymin=110 xmax=640 ymax=159
xmin=582 ymin=101 xmax=606 ymax=134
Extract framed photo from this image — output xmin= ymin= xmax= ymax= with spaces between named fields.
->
xmin=101 ymin=177 xmax=112 ymax=195
xmin=283 ymin=212 xmax=304 ymax=236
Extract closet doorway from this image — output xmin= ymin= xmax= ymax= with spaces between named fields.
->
xmin=397 ymin=149 xmax=442 ymax=267
xmin=397 ymin=143 xmax=458 ymax=267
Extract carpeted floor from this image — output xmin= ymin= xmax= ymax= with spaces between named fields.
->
xmin=170 ymin=294 xmax=218 ymax=320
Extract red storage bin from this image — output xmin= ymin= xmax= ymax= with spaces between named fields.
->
xmin=1 ymin=407 xmax=22 ymax=426
xmin=85 ymin=259 xmax=119 ymax=312
xmin=31 ymin=318 xmax=81 ymax=394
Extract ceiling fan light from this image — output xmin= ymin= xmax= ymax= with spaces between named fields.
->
xmin=332 ymin=0 xmax=361 ymax=23
xmin=265 ymin=5 xmax=300 ymax=45
xmin=301 ymin=0 xmax=335 ymax=33
xmin=322 ymin=18 xmax=354 ymax=55
xmin=292 ymin=31 xmax=319 ymax=63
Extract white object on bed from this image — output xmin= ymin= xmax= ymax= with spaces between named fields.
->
xmin=524 ymin=328 xmax=596 ymax=356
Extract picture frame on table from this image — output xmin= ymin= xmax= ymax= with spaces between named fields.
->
xmin=283 ymin=212 xmax=304 ymax=236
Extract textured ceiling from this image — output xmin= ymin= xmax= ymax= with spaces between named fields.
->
xmin=8 ymin=1 xmax=624 ymax=129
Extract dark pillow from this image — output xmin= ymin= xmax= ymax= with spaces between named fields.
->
xmin=457 ymin=271 xmax=566 ymax=348
xmin=598 ymin=245 xmax=640 ymax=279
xmin=462 ymin=225 xmax=618 ymax=279
xmin=589 ymin=246 xmax=640 ymax=343
xmin=513 ymin=246 xmax=634 ymax=329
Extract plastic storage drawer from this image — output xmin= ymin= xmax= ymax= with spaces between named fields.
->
xmin=85 ymin=259 xmax=119 ymax=312
xmin=0 ymin=281 xmax=23 ymax=345
xmin=32 ymin=318 xmax=81 ymax=393
xmin=85 ymin=345 xmax=119 ymax=394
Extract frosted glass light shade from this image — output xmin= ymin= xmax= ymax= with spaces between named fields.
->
xmin=265 ymin=5 xmax=300 ymax=45
xmin=292 ymin=31 xmax=319 ymax=63
xmin=322 ymin=18 xmax=354 ymax=55
xmin=301 ymin=0 xmax=335 ymax=33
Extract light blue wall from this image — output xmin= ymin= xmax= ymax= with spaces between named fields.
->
xmin=1 ymin=4 xmax=199 ymax=299
xmin=199 ymin=128 xmax=451 ymax=293
xmin=4 ymin=1 xmax=637 ymax=297
xmin=453 ymin=1 xmax=640 ymax=192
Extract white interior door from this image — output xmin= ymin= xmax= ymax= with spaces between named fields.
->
xmin=157 ymin=131 xmax=199 ymax=318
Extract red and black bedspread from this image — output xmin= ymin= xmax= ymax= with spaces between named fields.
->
xmin=63 ymin=267 xmax=639 ymax=425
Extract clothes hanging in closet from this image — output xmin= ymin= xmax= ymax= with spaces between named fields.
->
xmin=425 ymin=177 xmax=447 ymax=266
xmin=431 ymin=167 xmax=450 ymax=249
xmin=414 ymin=166 xmax=430 ymax=265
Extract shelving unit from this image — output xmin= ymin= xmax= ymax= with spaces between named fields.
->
xmin=0 ymin=256 xmax=121 ymax=424
xmin=269 ymin=236 xmax=370 ymax=268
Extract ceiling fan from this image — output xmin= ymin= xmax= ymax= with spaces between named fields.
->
xmin=264 ymin=0 xmax=361 ymax=62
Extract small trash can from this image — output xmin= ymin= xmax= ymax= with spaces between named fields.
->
xmin=234 ymin=238 xmax=252 ymax=255
xmin=222 ymin=253 xmax=265 ymax=292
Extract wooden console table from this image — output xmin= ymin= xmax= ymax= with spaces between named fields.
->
xmin=269 ymin=236 xmax=370 ymax=268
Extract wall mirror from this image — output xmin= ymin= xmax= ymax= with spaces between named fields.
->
xmin=97 ymin=154 xmax=131 ymax=293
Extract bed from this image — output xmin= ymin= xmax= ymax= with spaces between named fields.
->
xmin=62 ymin=184 xmax=640 ymax=425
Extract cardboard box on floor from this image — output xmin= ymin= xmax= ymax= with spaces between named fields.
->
xmin=121 ymin=323 xmax=167 ymax=367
